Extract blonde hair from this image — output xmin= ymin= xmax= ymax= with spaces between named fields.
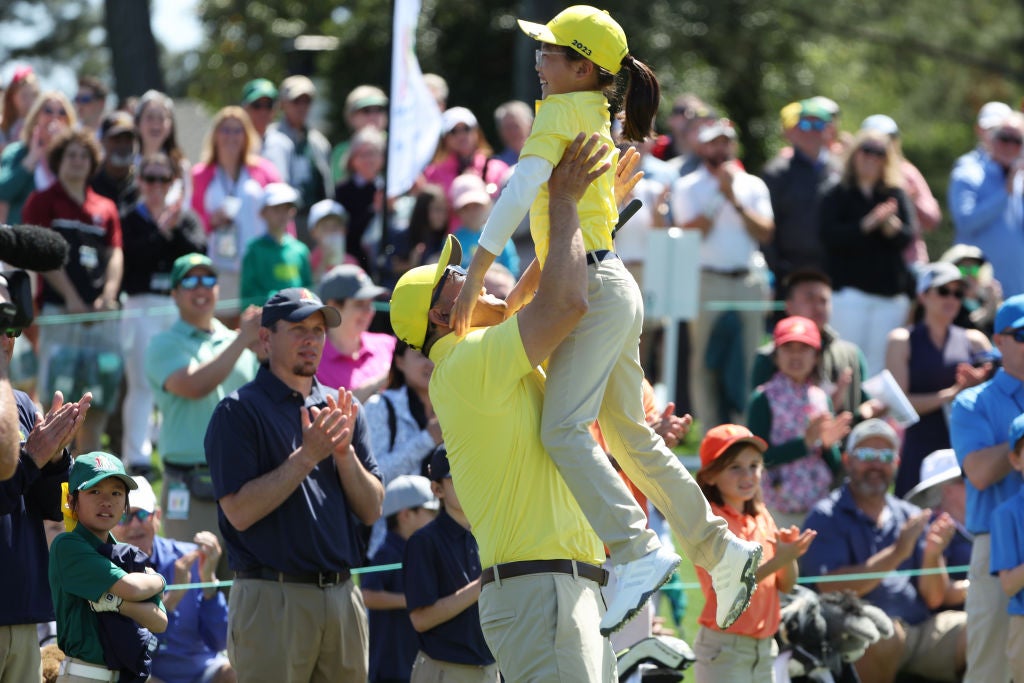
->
xmin=19 ymin=91 xmax=77 ymax=145
xmin=840 ymin=129 xmax=902 ymax=190
xmin=199 ymin=106 xmax=260 ymax=168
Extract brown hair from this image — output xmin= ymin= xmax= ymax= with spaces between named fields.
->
xmin=48 ymin=128 xmax=102 ymax=180
xmin=200 ymin=106 xmax=261 ymax=168
xmin=695 ymin=442 xmax=764 ymax=516
xmin=1 ymin=70 xmax=39 ymax=139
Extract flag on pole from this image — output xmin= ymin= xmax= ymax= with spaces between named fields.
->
xmin=387 ymin=0 xmax=442 ymax=198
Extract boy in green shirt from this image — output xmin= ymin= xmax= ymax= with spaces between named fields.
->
xmin=240 ymin=182 xmax=313 ymax=306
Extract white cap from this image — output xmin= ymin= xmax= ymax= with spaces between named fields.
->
xmin=915 ymin=261 xmax=965 ymax=295
xmin=861 ymin=114 xmax=899 ymax=137
xmin=261 ymin=182 xmax=300 ymax=209
xmin=978 ymin=101 xmax=1012 ymax=130
xmin=308 ymin=199 xmax=347 ymax=229
xmin=904 ymin=449 xmax=962 ymax=506
xmin=450 ymin=174 xmax=491 ymax=210
xmin=442 ymin=106 xmax=478 ymax=135
xmin=129 ymin=476 xmax=157 ymax=513
xmin=846 ymin=418 xmax=900 ymax=452
xmin=280 ymin=75 xmax=316 ymax=101
xmin=381 ymin=475 xmax=440 ymax=517
xmin=697 ymin=118 xmax=737 ymax=144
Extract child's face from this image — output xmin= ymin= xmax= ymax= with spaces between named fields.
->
xmin=776 ymin=341 xmax=818 ymax=383
xmin=431 ymin=478 xmax=462 ymax=515
xmin=313 ymin=216 xmax=347 ymax=242
xmin=706 ymin=446 xmax=763 ymax=512
xmin=261 ymin=203 xmax=296 ymax=231
xmin=456 ymin=202 xmax=489 ymax=231
xmin=75 ymin=478 xmax=128 ymax=539
xmin=428 ymin=197 xmax=449 ymax=231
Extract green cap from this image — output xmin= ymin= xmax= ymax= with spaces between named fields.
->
xmin=170 ymin=253 xmax=215 ymax=289
xmin=242 ymin=78 xmax=278 ymax=106
xmin=799 ymin=98 xmax=833 ymax=123
xmin=69 ymin=452 xmax=138 ymax=492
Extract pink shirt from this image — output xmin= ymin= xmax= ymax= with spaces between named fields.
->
xmin=316 ymin=331 xmax=397 ymax=392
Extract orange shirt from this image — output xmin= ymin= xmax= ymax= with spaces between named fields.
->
xmin=696 ymin=502 xmax=780 ymax=639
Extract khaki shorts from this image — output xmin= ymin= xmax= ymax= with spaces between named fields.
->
xmin=898 ymin=610 xmax=966 ymax=682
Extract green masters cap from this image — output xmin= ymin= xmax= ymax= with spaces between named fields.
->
xmin=242 ymin=78 xmax=279 ymax=106
xmin=799 ymin=98 xmax=833 ymax=123
xmin=170 ymin=253 xmax=216 ymax=289
xmin=69 ymin=452 xmax=138 ymax=492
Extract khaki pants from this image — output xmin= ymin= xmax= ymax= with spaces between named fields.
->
xmin=0 ymin=623 xmax=41 ymax=683
xmin=964 ymin=534 xmax=1010 ymax=682
xmin=228 ymin=577 xmax=368 ymax=683
xmin=542 ymin=257 xmax=729 ymax=570
xmin=898 ymin=611 xmax=967 ymax=681
xmin=692 ymin=626 xmax=777 ymax=683
xmin=479 ymin=573 xmax=615 ymax=682
xmin=1006 ymin=614 xmax=1024 ymax=683
xmin=161 ymin=466 xmax=230 ymax=581
xmin=409 ymin=651 xmax=499 ymax=683
xmin=690 ymin=269 xmax=768 ymax=428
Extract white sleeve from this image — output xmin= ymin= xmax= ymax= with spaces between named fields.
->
xmin=477 ymin=155 xmax=553 ymax=256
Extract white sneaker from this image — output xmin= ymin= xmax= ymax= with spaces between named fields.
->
xmin=710 ymin=536 xmax=762 ymax=629
xmin=600 ymin=547 xmax=681 ymax=636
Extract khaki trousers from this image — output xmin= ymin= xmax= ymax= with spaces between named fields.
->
xmin=1006 ymin=614 xmax=1024 ymax=683
xmin=479 ymin=573 xmax=616 ymax=682
xmin=542 ymin=257 xmax=729 ymax=570
xmin=409 ymin=651 xmax=499 ymax=683
xmin=692 ymin=626 xmax=777 ymax=683
xmin=228 ymin=578 xmax=368 ymax=683
xmin=0 ymin=623 xmax=41 ymax=683
xmin=964 ymin=533 xmax=1010 ymax=682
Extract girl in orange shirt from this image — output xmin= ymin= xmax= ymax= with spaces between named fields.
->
xmin=693 ymin=424 xmax=817 ymax=682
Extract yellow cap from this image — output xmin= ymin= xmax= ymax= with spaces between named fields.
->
xmin=780 ymin=101 xmax=802 ymax=130
xmin=389 ymin=235 xmax=463 ymax=350
xmin=518 ymin=5 xmax=628 ymax=75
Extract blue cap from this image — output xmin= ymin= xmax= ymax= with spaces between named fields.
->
xmin=427 ymin=444 xmax=451 ymax=482
xmin=995 ymin=293 xmax=1024 ymax=334
xmin=260 ymin=287 xmax=341 ymax=328
xmin=1011 ymin=413 xmax=1024 ymax=450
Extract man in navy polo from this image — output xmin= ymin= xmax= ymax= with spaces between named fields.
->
xmin=950 ymin=293 xmax=1024 ymax=683
xmin=205 ymin=287 xmax=384 ymax=682
xmin=404 ymin=446 xmax=498 ymax=682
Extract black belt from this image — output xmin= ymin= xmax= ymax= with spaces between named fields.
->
xmin=702 ymin=267 xmax=749 ymax=278
xmin=586 ymin=250 xmax=619 ymax=266
xmin=481 ymin=559 xmax=608 ymax=587
xmin=235 ymin=567 xmax=351 ymax=588
xmin=163 ymin=461 xmax=206 ymax=473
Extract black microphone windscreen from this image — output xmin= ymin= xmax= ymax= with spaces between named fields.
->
xmin=0 ymin=224 xmax=68 ymax=271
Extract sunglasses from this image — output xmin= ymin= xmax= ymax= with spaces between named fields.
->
xmin=74 ymin=93 xmax=98 ymax=105
xmin=995 ymin=131 xmax=1024 ymax=146
xmin=859 ymin=145 xmax=887 ymax=157
xmin=429 ymin=265 xmax=467 ymax=311
xmin=42 ymin=106 xmax=68 ymax=118
xmin=850 ymin=447 xmax=896 ymax=463
xmin=3 ymin=329 xmax=21 ymax=339
xmin=141 ymin=174 xmax=173 ymax=185
xmin=958 ymin=263 xmax=982 ymax=278
xmin=178 ymin=274 xmax=218 ymax=290
xmin=535 ymin=48 xmax=565 ymax=67
xmin=248 ymin=99 xmax=274 ymax=110
xmin=358 ymin=106 xmax=386 ymax=115
xmin=796 ymin=118 xmax=827 ymax=132
xmin=934 ymin=285 xmax=965 ymax=299
xmin=1003 ymin=327 xmax=1024 ymax=344
xmin=120 ymin=509 xmax=153 ymax=524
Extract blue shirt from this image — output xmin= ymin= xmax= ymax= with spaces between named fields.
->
xmin=949 ymin=369 xmax=1024 ymax=533
xmin=205 ymin=366 xmax=381 ymax=573
xmin=0 ymin=390 xmax=71 ymax=625
xmin=949 ymin=150 xmax=1024 ymax=297
xmin=149 ymin=536 xmax=228 ymax=682
xmin=403 ymin=509 xmax=493 ymax=665
xmin=990 ymin=486 xmax=1024 ymax=616
xmin=801 ymin=485 xmax=933 ymax=626
xmin=364 ymin=530 xmax=416 ymax=683
xmin=453 ymin=225 xmax=519 ymax=275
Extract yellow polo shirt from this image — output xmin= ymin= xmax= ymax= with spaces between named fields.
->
xmin=520 ymin=91 xmax=618 ymax=267
xmin=428 ymin=320 xmax=604 ymax=568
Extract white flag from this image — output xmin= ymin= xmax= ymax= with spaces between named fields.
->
xmin=387 ymin=0 xmax=442 ymax=198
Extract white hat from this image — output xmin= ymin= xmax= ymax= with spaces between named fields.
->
xmin=915 ymin=261 xmax=965 ymax=296
xmin=129 ymin=476 xmax=157 ymax=513
xmin=442 ymin=106 xmax=478 ymax=135
xmin=846 ymin=418 xmax=900 ymax=452
xmin=904 ymin=449 xmax=962 ymax=507
xmin=280 ymin=75 xmax=316 ymax=101
xmin=697 ymin=119 xmax=737 ymax=144
xmin=450 ymin=174 xmax=491 ymax=210
xmin=381 ymin=475 xmax=440 ymax=517
xmin=261 ymin=182 xmax=300 ymax=209
xmin=978 ymin=101 xmax=1012 ymax=130
xmin=308 ymin=199 xmax=347 ymax=229
xmin=861 ymin=114 xmax=899 ymax=137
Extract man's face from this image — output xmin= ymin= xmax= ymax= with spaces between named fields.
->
xmin=498 ymin=112 xmax=531 ymax=153
xmin=115 ymin=506 xmax=159 ymax=553
xmin=58 ymin=142 xmax=93 ymax=186
xmin=788 ymin=117 xmax=826 ymax=158
xmin=786 ymin=281 xmax=832 ymax=328
xmin=74 ymin=88 xmax=104 ymax=127
xmin=0 ymin=285 xmax=15 ymax=363
xmin=844 ymin=435 xmax=898 ymax=499
xmin=103 ymin=132 xmax=136 ymax=168
xmin=995 ymin=327 xmax=1024 ymax=380
xmin=263 ymin=312 xmax=327 ymax=378
xmin=245 ymin=97 xmax=276 ymax=133
xmin=171 ymin=267 xmax=218 ymax=323
xmin=699 ymin=136 xmax=733 ymax=169
xmin=282 ymin=95 xmax=313 ymax=128
xmin=348 ymin=105 xmax=387 ymax=133
xmin=989 ymin=124 xmax=1024 ymax=168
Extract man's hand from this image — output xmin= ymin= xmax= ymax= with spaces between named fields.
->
xmin=648 ymin=404 xmax=691 ymax=450
xmin=238 ymin=305 xmax=262 ymax=347
xmin=923 ymin=512 xmax=957 ymax=558
xmin=193 ymin=531 xmax=223 ymax=580
xmin=895 ymin=509 xmax=932 ymax=561
xmin=325 ymin=391 xmax=359 ymax=462
xmin=24 ymin=391 xmax=92 ymax=467
xmin=89 ymin=592 xmax=123 ymax=613
xmin=614 ymin=145 xmax=643 ymax=207
xmin=300 ymin=398 xmax=349 ymax=465
xmin=549 ymin=133 xmax=611 ymax=205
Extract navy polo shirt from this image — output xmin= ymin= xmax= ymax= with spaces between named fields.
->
xmin=801 ymin=485 xmax=932 ymax=625
xmin=205 ymin=366 xmax=381 ymax=573
xmin=403 ymin=509 xmax=494 ymax=665
xmin=364 ymin=530 xmax=417 ymax=682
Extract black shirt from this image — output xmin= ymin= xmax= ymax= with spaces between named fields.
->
xmin=120 ymin=204 xmax=206 ymax=296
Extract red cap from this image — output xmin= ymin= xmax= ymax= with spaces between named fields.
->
xmin=699 ymin=424 xmax=768 ymax=469
xmin=773 ymin=315 xmax=821 ymax=350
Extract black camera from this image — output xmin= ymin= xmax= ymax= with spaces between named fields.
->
xmin=0 ymin=270 xmax=34 ymax=333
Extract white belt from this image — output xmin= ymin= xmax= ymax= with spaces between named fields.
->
xmin=59 ymin=658 xmax=118 ymax=682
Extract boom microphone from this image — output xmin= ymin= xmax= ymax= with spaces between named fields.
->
xmin=0 ymin=224 xmax=69 ymax=271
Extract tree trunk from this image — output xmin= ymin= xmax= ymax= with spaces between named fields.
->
xmin=104 ymin=0 xmax=165 ymax=102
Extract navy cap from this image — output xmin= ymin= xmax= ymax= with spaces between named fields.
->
xmin=1011 ymin=413 xmax=1024 ymax=451
xmin=995 ymin=293 xmax=1024 ymax=334
xmin=427 ymin=444 xmax=451 ymax=482
xmin=261 ymin=287 xmax=341 ymax=328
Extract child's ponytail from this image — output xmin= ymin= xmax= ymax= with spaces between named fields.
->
xmin=618 ymin=55 xmax=660 ymax=142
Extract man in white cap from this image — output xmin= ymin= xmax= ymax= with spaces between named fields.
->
xmin=331 ymin=85 xmax=388 ymax=184
xmin=671 ymin=117 xmax=773 ymax=431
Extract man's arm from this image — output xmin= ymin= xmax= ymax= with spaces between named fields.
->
xmin=518 ymin=133 xmax=610 ymax=368
xmin=0 ymin=353 xmax=19 ymax=480
xmin=330 ymin=393 xmax=383 ymax=525
xmin=161 ymin=306 xmax=261 ymax=399
xmin=962 ymin=443 xmax=1013 ymax=491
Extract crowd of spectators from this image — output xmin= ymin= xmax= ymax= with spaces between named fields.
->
xmin=4 ymin=58 xmax=1024 ymax=682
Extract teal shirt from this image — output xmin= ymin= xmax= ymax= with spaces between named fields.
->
xmin=239 ymin=233 xmax=313 ymax=307
xmin=49 ymin=524 xmax=164 ymax=666
xmin=0 ymin=142 xmax=35 ymax=224
xmin=145 ymin=318 xmax=259 ymax=466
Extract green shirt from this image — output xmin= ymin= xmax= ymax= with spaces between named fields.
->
xmin=145 ymin=319 xmax=259 ymax=465
xmin=239 ymin=233 xmax=313 ymax=307
xmin=49 ymin=525 xmax=164 ymax=666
